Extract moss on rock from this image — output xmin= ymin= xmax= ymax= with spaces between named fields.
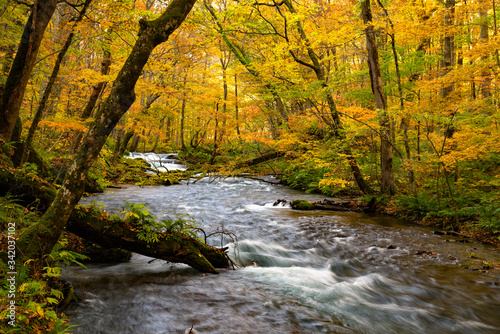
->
xmin=291 ymin=199 xmax=314 ymax=210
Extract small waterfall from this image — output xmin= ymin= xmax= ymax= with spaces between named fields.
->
xmin=126 ymin=152 xmax=187 ymax=171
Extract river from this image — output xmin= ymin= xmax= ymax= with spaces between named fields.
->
xmin=63 ymin=177 xmax=500 ymax=333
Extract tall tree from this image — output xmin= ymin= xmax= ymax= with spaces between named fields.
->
xmin=376 ymin=0 xmax=415 ymax=193
xmin=441 ymin=0 xmax=456 ymax=99
xmin=204 ymin=0 xmax=289 ymax=130
xmin=479 ymin=0 xmax=492 ymax=98
xmin=20 ymin=0 xmax=93 ymax=165
xmin=71 ymin=34 xmax=113 ymax=154
xmin=361 ymin=0 xmax=395 ymax=195
xmin=273 ymin=0 xmax=373 ymax=194
xmin=18 ymin=0 xmax=199 ymax=263
xmin=0 ymin=0 xmax=59 ymax=143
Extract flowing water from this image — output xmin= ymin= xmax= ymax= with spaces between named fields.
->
xmin=126 ymin=152 xmax=187 ymax=171
xmin=63 ymin=177 xmax=500 ymax=334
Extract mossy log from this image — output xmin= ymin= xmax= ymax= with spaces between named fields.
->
xmin=291 ymin=199 xmax=314 ymax=210
xmin=290 ymin=198 xmax=376 ymax=213
xmin=67 ymin=207 xmax=228 ymax=273
xmin=0 ymin=166 xmax=229 ymax=273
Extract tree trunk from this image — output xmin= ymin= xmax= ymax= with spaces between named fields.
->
xmin=179 ymin=73 xmax=187 ymax=150
xmin=493 ymin=0 xmax=500 ymax=67
xmin=376 ymin=0 xmax=415 ymax=193
xmin=210 ymin=103 xmax=220 ymax=164
xmin=17 ymin=0 xmax=198 ymax=264
xmin=20 ymin=0 xmax=93 ymax=165
xmin=235 ymin=151 xmax=286 ymax=168
xmin=361 ymin=0 xmax=394 ymax=195
xmin=118 ymin=131 xmax=134 ymax=156
xmin=71 ymin=39 xmax=112 ymax=154
xmin=0 ymin=0 xmax=59 ymax=143
xmin=180 ymin=94 xmax=187 ymax=150
xmin=129 ymin=133 xmax=141 ymax=152
xmin=112 ymin=127 xmax=124 ymax=161
xmin=235 ymin=74 xmax=240 ymax=135
xmin=277 ymin=0 xmax=373 ymax=194
xmin=116 ymin=92 xmax=161 ymax=158
xmin=441 ymin=0 xmax=456 ymax=99
xmin=479 ymin=1 xmax=492 ymax=98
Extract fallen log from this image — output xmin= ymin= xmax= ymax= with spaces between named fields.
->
xmin=235 ymin=151 xmax=286 ymax=168
xmin=67 ymin=206 xmax=228 ymax=273
xmin=0 ymin=166 xmax=229 ymax=273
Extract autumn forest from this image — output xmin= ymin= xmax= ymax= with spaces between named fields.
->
xmin=1 ymin=0 xmax=500 ymax=331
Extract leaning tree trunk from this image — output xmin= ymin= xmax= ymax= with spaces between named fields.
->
xmin=118 ymin=92 xmax=161 ymax=157
xmin=361 ymin=0 xmax=394 ymax=195
xmin=377 ymin=0 xmax=416 ymax=193
xmin=17 ymin=0 xmax=198 ymax=265
xmin=0 ymin=0 xmax=59 ymax=143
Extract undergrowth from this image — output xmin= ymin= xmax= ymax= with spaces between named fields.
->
xmin=0 ymin=197 xmax=85 ymax=334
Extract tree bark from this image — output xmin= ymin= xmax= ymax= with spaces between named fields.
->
xmin=118 ymin=131 xmax=134 ymax=156
xmin=179 ymin=73 xmax=187 ymax=150
xmin=17 ymin=0 xmax=198 ymax=264
xmin=129 ymin=133 xmax=141 ymax=152
xmin=361 ymin=0 xmax=394 ymax=195
xmin=376 ymin=0 xmax=415 ymax=193
xmin=0 ymin=0 xmax=59 ymax=143
xmin=235 ymin=74 xmax=240 ymax=135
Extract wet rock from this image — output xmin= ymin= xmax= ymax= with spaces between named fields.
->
xmin=482 ymin=262 xmax=494 ymax=270
xmin=415 ymin=250 xmax=436 ymax=256
xmin=273 ymin=199 xmax=289 ymax=207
